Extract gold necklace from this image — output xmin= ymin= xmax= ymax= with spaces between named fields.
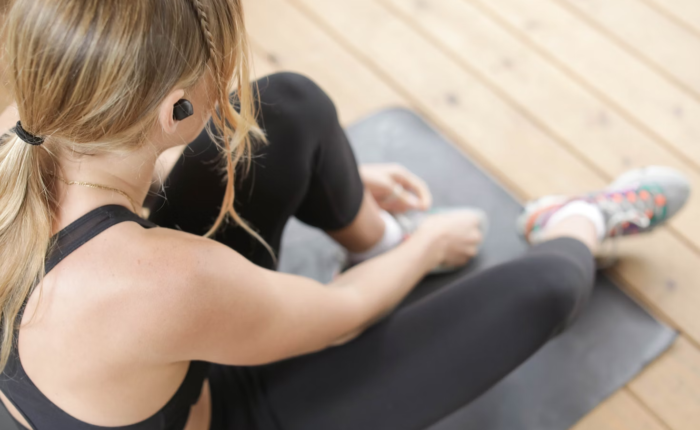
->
xmin=58 ymin=177 xmax=140 ymax=214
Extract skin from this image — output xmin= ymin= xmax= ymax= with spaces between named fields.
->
xmin=0 ymin=75 xmax=597 ymax=428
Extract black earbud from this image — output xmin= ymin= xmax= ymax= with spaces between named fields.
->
xmin=173 ymin=99 xmax=194 ymax=121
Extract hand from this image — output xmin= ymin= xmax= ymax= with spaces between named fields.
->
xmin=414 ymin=211 xmax=484 ymax=269
xmin=359 ymin=163 xmax=432 ymax=213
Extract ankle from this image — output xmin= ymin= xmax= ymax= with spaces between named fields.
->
xmin=540 ymin=215 xmax=600 ymax=253
xmin=328 ymin=193 xmax=387 ymax=252
xmin=348 ymin=211 xmax=404 ymax=264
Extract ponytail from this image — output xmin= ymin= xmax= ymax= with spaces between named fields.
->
xmin=0 ymin=134 xmax=55 ymax=371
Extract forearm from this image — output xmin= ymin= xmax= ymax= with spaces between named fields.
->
xmin=177 ymin=225 xmax=444 ymax=364
xmin=330 ymin=232 xmax=439 ymax=333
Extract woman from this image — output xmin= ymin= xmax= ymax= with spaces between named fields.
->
xmin=0 ymin=1 xmax=690 ymax=429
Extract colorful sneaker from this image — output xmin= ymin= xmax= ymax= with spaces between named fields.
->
xmin=517 ymin=166 xmax=690 ymax=244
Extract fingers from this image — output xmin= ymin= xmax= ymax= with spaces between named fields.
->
xmin=444 ymin=243 xmax=481 ymax=267
xmin=442 ymin=246 xmax=478 ymax=267
xmin=441 ymin=228 xmax=483 ymax=267
xmin=466 ymin=229 xmax=483 ymax=245
xmin=381 ymin=184 xmax=421 ymax=213
xmin=389 ymin=166 xmax=433 ymax=210
xmin=360 ymin=163 xmax=433 ymax=213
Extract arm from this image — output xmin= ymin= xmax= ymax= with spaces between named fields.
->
xmin=152 ymin=211 xmax=480 ymax=366
xmin=155 ymin=229 xmax=437 ymax=366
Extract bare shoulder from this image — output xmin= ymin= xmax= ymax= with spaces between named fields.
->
xmin=101 ymin=223 xmax=270 ymax=359
xmin=101 ymin=222 xmax=253 ymax=311
xmin=39 ymin=221 xmax=257 ymax=362
xmin=50 ymin=221 xmax=347 ymax=366
xmin=134 ymin=223 xmax=259 ymax=291
xmin=93 ymin=221 xmax=248 ymax=286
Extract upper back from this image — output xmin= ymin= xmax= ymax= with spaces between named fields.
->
xmin=0 ymin=205 xmax=208 ymax=429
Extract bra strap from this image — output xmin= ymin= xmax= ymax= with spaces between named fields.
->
xmin=46 ymin=205 xmax=156 ymax=275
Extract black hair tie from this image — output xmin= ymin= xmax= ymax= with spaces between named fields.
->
xmin=14 ymin=121 xmax=45 ymax=146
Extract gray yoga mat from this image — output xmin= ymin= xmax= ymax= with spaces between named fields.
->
xmin=278 ymin=108 xmax=677 ymax=430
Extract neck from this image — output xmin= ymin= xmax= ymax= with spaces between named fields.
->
xmin=56 ymin=145 xmax=160 ymax=231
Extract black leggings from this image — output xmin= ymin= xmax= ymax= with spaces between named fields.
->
xmin=148 ymin=73 xmax=596 ymax=430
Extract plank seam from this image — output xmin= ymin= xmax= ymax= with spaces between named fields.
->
xmin=606 ymin=269 xmax=700 ymax=355
xmin=550 ymin=0 xmax=700 ymax=104
xmin=461 ymin=0 xmax=700 ymax=258
xmin=376 ymin=0 xmax=700 ymax=261
xmin=625 ymin=385 xmax=676 ymax=430
xmin=376 ymin=0 xmax=612 ymax=182
xmin=283 ymin=0 xmax=532 ymax=203
xmin=638 ymin=0 xmax=700 ymax=40
xmin=249 ymin=40 xmax=281 ymax=80
xmin=463 ymin=0 xmax=700 ymax=176
xmin=600 ymin=267 xmax=700 ymax=355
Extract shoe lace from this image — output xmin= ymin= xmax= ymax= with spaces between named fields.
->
xmin=595 ymin=190 xmax=656 ymax=236
xmin=593 ymin=189 xmax=658 ymax=268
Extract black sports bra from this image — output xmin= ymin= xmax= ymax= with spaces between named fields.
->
xmin=0 ymin=205 xmax=209 ymax=430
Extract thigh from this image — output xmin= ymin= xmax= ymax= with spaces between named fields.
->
xmin=256 ymin=238 xmax=595 ymax=430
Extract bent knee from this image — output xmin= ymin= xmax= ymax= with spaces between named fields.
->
xmin=521 ymin=251 xmax=594 ymax=332
xmin=257 ymin=72 xmax=336 ymax=117
xmin=253 ymin=72 xmax=340 ymax=144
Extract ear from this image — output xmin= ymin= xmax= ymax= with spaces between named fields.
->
xmin=158 ymin=89 xmax=186 ymax=135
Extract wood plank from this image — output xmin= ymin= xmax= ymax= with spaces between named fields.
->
xmin=382 ymin=0 xmax=700 ymax=282
xmin=254 ymin=0 xmax=598 ymax=198
xmin=630 ymin=336 xmax=700 ymax=430
xmin=473 ymin=0 xmax=700 ymax=174
xmin=556 ymin=0 xmax=700 ymax=98
xmin=250 ymin=44 xmax=281 ymax=81
xmin=642 ymin=0 xmax=700 ymax=36
xmin=290 ymin=0 xmax=603 ymax=199
xmin=244 ymin=0 xmax=407 ymax=125
xmin=290 ymin=0 xmax=700 ymax=348
xmin=571 ymin=389 xmax=668 ymax=430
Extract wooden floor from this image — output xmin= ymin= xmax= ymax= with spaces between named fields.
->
xmin=244 ymin=0 xmax=700 ymax=428
xmin=0 ymin=0 xmax=698 ymax=428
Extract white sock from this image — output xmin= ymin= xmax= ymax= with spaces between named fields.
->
xmin=348 ymin=211 xmax=404 ymax=264
xmin=546 ymin=200 xmax=606 ymax=241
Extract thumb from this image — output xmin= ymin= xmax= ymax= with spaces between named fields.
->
xmin=399 ymin=190 xmax=422 ymax=209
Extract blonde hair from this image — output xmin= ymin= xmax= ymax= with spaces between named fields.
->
xmin=0 ymin=0 xmax=264 ymax=372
